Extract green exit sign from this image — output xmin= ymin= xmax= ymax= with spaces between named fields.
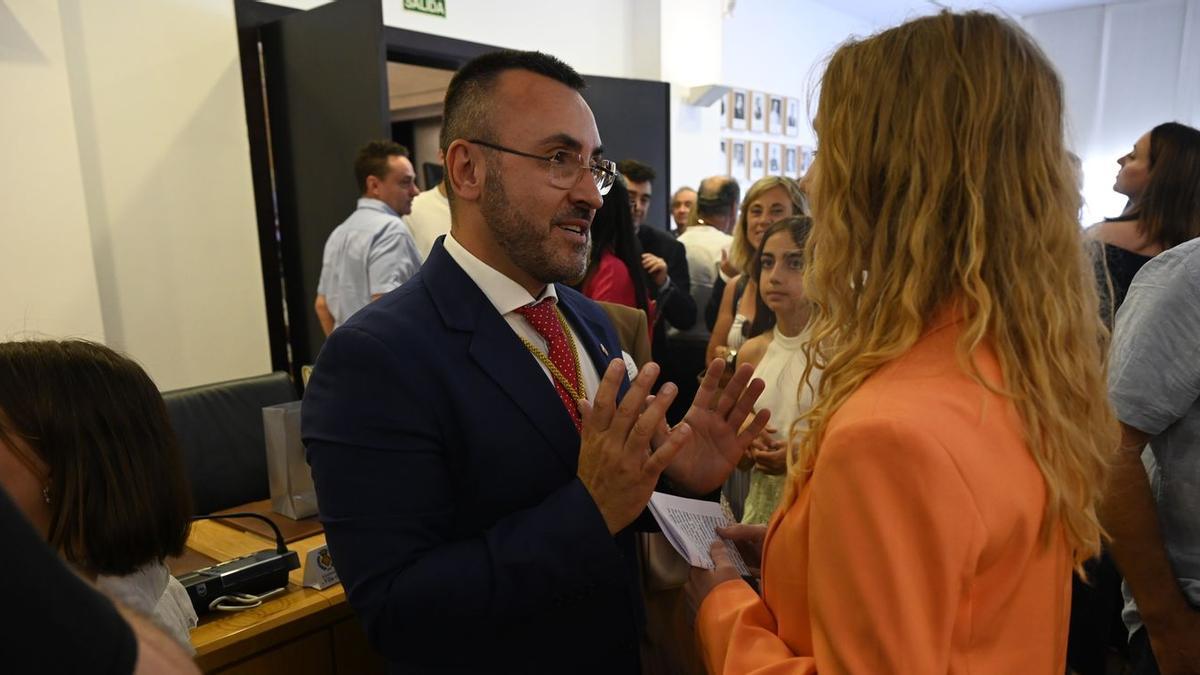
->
xmin=404 ymin=0 xmax=446 ymax=17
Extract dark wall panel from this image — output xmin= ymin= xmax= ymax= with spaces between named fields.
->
xmin=261 ymin=0 xmax=390 ymax=370
xmin=237 ymin=6 xmax=674 ymax=380
xmin=580 ymin=76 xmax=672 ymax=231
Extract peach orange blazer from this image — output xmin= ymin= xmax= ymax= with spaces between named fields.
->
xmin=697 ymin=315 xmax=1073 ymax=674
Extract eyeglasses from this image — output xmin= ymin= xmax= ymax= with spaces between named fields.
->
xmin=466 ymin=139 xmax=617 ymax=196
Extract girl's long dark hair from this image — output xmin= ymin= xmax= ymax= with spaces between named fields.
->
xmin=746 ymin=216 xmax=814 ymax=337
xmin=587 ymin=178 xmax=653 ymax=315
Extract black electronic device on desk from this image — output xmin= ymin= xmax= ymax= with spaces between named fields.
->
xmin=176 ymin=512 xmax=301 ymax=615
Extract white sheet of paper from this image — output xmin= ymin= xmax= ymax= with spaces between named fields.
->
xmin=648 ymin=492 xmax=750 ymax=575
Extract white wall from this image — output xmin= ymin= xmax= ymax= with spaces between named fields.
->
xmin=1024 ymin=0 xmax=1200 ymax=223
xmin=660 ymin=0 xmax=725 ymax=196
xmin=722 ymin=0 xmax=871 ymax=149
xmin=265 ymin=0 xmax=869 ymax=206
xmin=1 ymin=0 xmax=272 ymax=390
xmin=1 ymin=1 xmax=106 ymax=343
xmin=269 ymin=0 xmax=654 ymax=79
xmin=381 ymin=0 xmax=654 ymax=80
xmin=672 ymin=0 xmax=870 ymax=195
xmin=659 ymin=0 xmax=872 ymax=196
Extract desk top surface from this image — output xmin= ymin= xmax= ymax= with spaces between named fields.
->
xmin=186 ymin=518 xmax=346 ymax=659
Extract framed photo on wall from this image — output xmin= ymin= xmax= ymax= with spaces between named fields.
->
xmin=785 ymin=145 xmax=798 ymax=178
xmin=720 ymin=138 xmax=728 ymax=172
xmin=750 ymin=141 xmax=767 ymax=179
xmin=719 ymin=94 xmax=727 ymax=129
xmin=800 ymin=145 xmax=817 ymax=175
xmin=730 ymin=90 xmax=748 ymax=131
xmin=768 ymin=96 xmax=784 ymax=135
xmin=729 ymin=139 xmax=748 ymax=180
xmin=750 ymin=91 xmax=766 ymax=133
xmin=768 ymin=143 xmax=782 ymax=175
xmin=786 ymin=98 xmax=800 ymax=137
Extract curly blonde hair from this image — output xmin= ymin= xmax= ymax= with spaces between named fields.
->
xmin=791 ymin=11 xmax=1118 ymax=566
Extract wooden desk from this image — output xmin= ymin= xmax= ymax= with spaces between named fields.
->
xmin=185 ymin=520 xmax=384 ymax=674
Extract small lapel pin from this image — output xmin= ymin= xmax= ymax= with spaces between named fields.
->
xmin=600 ymin=344 xmax=609 ymax=357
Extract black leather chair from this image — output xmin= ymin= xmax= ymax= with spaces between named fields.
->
xmin=162 ymin=372 xmax=298 ymax=515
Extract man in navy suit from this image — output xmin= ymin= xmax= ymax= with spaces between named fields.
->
xmin=302 ymin=50 xmax=768 ymax=674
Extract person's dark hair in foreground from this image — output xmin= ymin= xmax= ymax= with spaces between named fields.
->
xmin=0 ymin=340 xmax=192 ymax=577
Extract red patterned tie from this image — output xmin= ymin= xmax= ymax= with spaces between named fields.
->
xmin=513 ymin=299 xmax=583 ymax=431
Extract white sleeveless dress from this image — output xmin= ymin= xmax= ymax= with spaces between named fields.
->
xmin=741 ymin=326 xmax=819 ymax=524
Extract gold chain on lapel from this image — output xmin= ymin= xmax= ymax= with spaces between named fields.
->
xmin=518 ymin=307 xmax=586 ymax=402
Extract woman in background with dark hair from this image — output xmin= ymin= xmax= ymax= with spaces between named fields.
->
xmin=1088 ymin=122 xmax=1200 ymax=324
xmin=576 ymin=177 xmax=656 ymax=337
xmin=0 ymin=340 xmax=196 ymax=650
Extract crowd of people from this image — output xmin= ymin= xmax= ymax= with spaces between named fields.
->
xmin=3 ymin=8 xmax=1200 ymax=675
xmin=302 ymin=11 xmax=1200 ymax=673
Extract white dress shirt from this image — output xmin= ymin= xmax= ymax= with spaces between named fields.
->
xmin=443 ymin=232 xmax=602 ymax=399
xmin=406 ymin=187 xmax=451 ymax=262
xmin=673 ymin=224 xmax=733 ymax=340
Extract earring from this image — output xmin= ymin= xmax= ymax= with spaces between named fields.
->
xmin=42 ymin=485 xmax=50 ymax=505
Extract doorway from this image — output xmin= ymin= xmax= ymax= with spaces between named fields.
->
xmin=234 ymin=0 xmax=670 ymax=382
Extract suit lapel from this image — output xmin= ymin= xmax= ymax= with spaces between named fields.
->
xmin=467 ymin=310 xmax=582 ymax=472
xmin=423 ymin=242 xmax=582 ymax=472
xmin=423 ymin=242 xmax=629 ymax=472
xmin=556 ymin=287 xmax=630 ymax=400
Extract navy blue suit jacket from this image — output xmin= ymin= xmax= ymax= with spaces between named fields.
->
xmin=302 ymin=239 xmax=644 ymax=674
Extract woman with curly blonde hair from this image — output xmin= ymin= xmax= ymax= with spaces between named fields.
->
xmin=689 ymin=11 xmax=1118 ymax=674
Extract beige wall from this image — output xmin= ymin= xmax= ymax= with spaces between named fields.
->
xmin=0 ymin=1 xmax=105 ymax=342
xmin=1 ymin=0 xmax=272 ymax=390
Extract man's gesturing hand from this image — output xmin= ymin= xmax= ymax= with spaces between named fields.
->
xmin=662 ymin=359 xmax=771 ymax=495
xmin=577 ymin=360 xmax=692 ymax=534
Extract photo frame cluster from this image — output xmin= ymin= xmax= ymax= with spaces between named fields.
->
xmin=720 ymin=88 xmax=812 ymax=183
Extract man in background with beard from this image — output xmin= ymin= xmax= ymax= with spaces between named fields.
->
xmin=302 ymin=50 xmax=768 ymax=674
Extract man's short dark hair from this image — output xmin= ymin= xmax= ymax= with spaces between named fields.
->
xmin=697 ymin=177 xmax=741 ymax=217
xmin=354 ymin=140 xmax=409 ymax=193
xmin=439 ymin=50 xmax=586 ymax=154
xmin=617 ymin=159 xmax=656 ymax=184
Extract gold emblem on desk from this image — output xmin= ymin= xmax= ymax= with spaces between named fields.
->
xmin=303 ymin=545 xmax=341 ymax=590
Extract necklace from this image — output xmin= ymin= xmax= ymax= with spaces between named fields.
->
xmin=519 ymin=308 xmax=586 ymax=402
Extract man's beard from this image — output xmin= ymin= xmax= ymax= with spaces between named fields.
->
xmin=480 ymin=167 xmax=591 ymax=285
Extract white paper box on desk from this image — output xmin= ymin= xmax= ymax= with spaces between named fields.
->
xmin=263 ymin=401 xmax=319 ymax=519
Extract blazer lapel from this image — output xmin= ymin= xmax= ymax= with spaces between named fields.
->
xmin=422 ymin=242 xmax=581 ymax=472
xmin=556 ymin=287 xmax=631 ymax=400
xmin=467 ymin=310 xmax=582 ymax=472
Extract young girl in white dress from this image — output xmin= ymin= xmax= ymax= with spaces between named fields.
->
xmin=734 ymin=217 xmax=820 ymax=524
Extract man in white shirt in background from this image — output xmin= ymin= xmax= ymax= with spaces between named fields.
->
xmin=405 ymin=150 xmax=452 ymax=261
xmin=670 ymin=186 xmax=696 ymax=234
xmin=314 ymin=140 xmax=421 ymax=334
xmin=668 ymin=175 xmax=738 ymax=421
xmin=674 ymin=175 xmax=737 ymax=340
